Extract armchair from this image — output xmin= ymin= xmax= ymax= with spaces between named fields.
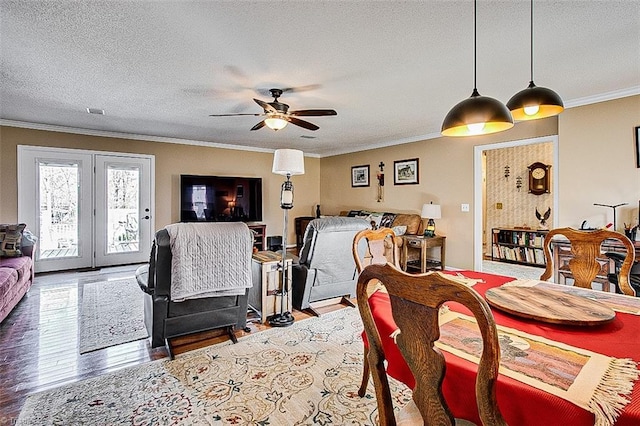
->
xmin=136 ymin=222 xmax=253 ymax=355
xmin=291 ymin=217 xmax=370 ymax=315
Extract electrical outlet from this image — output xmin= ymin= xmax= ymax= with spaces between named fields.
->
xmin=461 ymin=203 xmax=470 ymax=212
xmin=496 ymin=203 xmax=503 ymax=210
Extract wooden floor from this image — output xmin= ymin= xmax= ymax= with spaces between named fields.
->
xmin=0 ymin=265 xmax=346 ymax=422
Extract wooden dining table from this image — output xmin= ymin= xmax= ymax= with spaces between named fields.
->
xmin=365 ymin=270 xmax=640 ymax=426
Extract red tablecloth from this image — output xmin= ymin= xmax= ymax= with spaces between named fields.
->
xmin=365 ymin=270 xmax=640 ymax=425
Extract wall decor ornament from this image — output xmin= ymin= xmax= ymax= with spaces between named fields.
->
xmin=393 ymin=158 xmax=419 ymax=185
xmin=351 ymin=165 xmax=370 ymax=187
xmin=536 ymin=207 xmax=551 ymax=229
xmin=376 ymin=161 xmax=385 ymax=202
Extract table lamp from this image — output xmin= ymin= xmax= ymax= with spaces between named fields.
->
xmin=421 ymin=202 xmax=441 ymax=238
xmin=269 ymin=149 xmax=304 ymax=327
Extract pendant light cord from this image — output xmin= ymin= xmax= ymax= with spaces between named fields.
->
xmin=530 ymin=0 xmax=534 ymax=83
xmin=473 ymin=0 xmax=477 ymax=90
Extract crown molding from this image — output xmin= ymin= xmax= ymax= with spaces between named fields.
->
xmin=3 ymin=85 xmax=638 ymax=159
xmin=563 ymin=86 xmax=640 ymax=109
xmin=0 ymin=119 xmax=322 ymax=158
xmin=319 ymin=131 xmax=443 ymax=157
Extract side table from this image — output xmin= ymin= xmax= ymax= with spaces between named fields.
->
xmin=249 ymin=251 xmax=293 ymax=323
xmin=401 ymin=235 xmax=446 ymax=273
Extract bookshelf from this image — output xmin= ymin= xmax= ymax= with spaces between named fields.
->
xmin=491 ymin=228 xmax=548 ymax=267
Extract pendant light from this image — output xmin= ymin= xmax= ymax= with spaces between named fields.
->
xmin=507 ymin=0 xmax=563 ymax=121
xmin=442 ymin=0 xmax=513 ymax=137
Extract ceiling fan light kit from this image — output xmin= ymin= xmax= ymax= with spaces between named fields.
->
xmin=441 ymin=0 xmax=513 ymax=137
xmin=210 ymin=87 xmax=336 ymax=132
xmin=507 ymin=0 xmax=564 ymax=121
xmin=264 ymin=115 xmax=288 ymax=131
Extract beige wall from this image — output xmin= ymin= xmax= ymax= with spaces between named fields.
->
xmin=319 ymin=95 xmax=640 ymax=270
xmin=0 ymin=126 xmax=321 ymax=244
xmin=2 ymin=95 xmax=638 ymax=269
xmin=319 ymin=118 xmax=558 ymax=270
xmin=558 ymin=95 xmax=640 ymax=230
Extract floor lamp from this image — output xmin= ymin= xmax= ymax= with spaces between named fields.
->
xmin=269 ymin=149 xmax=305 ymax=327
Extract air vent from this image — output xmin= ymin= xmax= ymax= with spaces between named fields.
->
xmin=86 ymin=108 xmax=105 ymax=115
xmin=300 ymin=135 xmax=316 ymax=139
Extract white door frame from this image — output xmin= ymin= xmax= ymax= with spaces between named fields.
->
xmin=17 ymin=145 xmax=155 ymax=272
xmin=473 ymin=135 xmax=559 ymax=271
xmin=94 ymin=154 xmax=153 ymax=267
xmin=18 ymin=148 xmax=94 ymax=272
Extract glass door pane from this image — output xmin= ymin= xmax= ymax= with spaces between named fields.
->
xmin=106 ymin=166 xmax=140 ymax=254
xmin=38 ymin=162 xmax=80 ymax=259
xmin=18 ymin=146 xmax=93 ymax=273
xmin=18 ymin=146 xmax=153 ymax=272
xmin=95 ymin=154 xmax=152 ymax=267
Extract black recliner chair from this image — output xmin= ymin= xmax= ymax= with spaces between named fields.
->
xmin=136 ymin=224 xmax=251 ymax=356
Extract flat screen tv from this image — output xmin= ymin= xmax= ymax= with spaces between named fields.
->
xmin=180 ymin=175 xmax=263 ymax=223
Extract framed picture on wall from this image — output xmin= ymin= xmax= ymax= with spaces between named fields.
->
xmin=635 ymin=126 xmax=640 ymax=168
xmin=393 ymin=158 xmax=419 ymax=185
xmin=351 ymin=165 xmax=370 ymax=187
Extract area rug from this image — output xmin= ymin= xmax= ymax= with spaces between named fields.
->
xmin=17 ymin=307 xmax=411 ymax=425
xmin=79 ymin=277 xmax=148 ymax=354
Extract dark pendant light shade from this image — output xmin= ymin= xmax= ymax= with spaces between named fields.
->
xmin=441 ymin=0 xmax=513 ymax=137
xmin=442 ymin=89 xmax=514 ymax=137
xmin=507 ymin=0 xmax=563 ymax=121
xmin=507 ymin=81 xmax=564 ymax=121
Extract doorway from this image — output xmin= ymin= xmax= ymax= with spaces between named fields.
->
xmin=473 ymin=136 xmax=559 ymax=270
xmin=17 ymin=146 xmax=155 ymax=273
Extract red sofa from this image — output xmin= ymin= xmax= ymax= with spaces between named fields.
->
xmin=0 ymin=225 xmax=36 ymax=323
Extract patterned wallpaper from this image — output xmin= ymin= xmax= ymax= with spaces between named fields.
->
xmin=485 ymin=142 xmax=554 ymax=252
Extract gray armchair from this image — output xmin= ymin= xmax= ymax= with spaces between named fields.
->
xmin=292 ymin=217 xmax=370 ymax=315
xmin=136 ymin=223 xmax=252 ymax=355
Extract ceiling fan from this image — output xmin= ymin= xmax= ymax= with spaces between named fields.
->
xmin=209 ymin=88 xmax=337 ymax=131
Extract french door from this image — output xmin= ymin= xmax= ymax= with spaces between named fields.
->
xmin=18 ymin=146 xmax=154 ymax=273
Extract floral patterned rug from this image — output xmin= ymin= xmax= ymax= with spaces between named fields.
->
xmin=18 ymin=307 xmax=410 ymax=425
xmin=79 ymin=277 xmax=148 ymax=354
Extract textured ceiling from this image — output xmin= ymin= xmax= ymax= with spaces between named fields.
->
xmin=1 ymin=0 xmax=639 ymax=156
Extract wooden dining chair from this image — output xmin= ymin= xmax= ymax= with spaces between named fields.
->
xmin=353 ymin=227 xmax=402 ymax=273
xmin=540 ymin=227 xmax=636 ymax=296
xmin=356 ymin=263 xmax=507 ymax=426
xmin=352 ymin=227 xmax=402 ymax=397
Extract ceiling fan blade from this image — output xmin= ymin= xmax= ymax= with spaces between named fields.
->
xmin=209 ymin=113 xmax=263 ymax=117
xmin=250 ymin=120 xmax=266 ymax=131
xmin=288 ymin=116 xmax=319 ymax=131
xmin=289 ymin=109 xmax=337 ymax=117
xmin=256 ymin=84 xmax=322 ymax=97
xmin=253 ymin=98 xmax=276 ymax=113
xmin=280 ymin=84 xmax=322 ymax=93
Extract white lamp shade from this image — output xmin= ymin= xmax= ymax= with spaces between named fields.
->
xmin=421 ymin=203 xmax=441 ymax=219
xmin=272 ymin=149 xmax=305 ymax=176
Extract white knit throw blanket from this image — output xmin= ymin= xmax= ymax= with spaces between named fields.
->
xmin=165 ymin=222 xmax=253 ymax=302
